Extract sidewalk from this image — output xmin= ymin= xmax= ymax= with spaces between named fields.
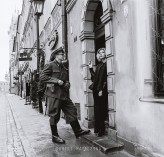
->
xmin=5 ymin=93 xmax=134 ymax=157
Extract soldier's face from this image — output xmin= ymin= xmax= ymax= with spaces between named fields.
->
xmin=56 ymin=52 xmax=65 ymax=61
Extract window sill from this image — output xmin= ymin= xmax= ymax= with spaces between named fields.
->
xmin=139 ymin=97 xmax=164 ymax=104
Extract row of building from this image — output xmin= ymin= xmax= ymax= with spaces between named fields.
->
xmin=9 ymin=0 xmax=164 ymax=156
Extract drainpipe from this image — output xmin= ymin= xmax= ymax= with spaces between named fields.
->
xmin=61 ymin=0 xmax=69 ymax=121
xmin=61 ymin=0 xmax=68 ymax=59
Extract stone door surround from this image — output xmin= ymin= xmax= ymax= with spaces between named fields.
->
xmin=79 ymin=0 xmax=116 ymax=140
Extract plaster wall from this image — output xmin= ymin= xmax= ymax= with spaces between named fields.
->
xmin=113 ymin=0 xmax=164 ymax=155
xmin=67 ymin=0 xmax=86 ymax=121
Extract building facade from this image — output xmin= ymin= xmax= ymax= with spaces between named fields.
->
xmin=66 ymin=0 xmax=164 ymax=156
xmin=9 ymin=0 xmax=164 ymax=156
xmin=9 ymin=11 xmax=20 ymax=94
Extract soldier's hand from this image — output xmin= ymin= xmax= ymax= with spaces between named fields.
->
xmin=64 ymin=82 xmax=70 ymax=89
xmin=58 ymin=80 xmax=64 ymax=86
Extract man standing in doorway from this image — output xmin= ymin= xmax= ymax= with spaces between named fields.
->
xmin=40 ymin=47 xmax=90 ymax=144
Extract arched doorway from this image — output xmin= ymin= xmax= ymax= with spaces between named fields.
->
xmin=80 ymin=0 xmax=116 ymax=140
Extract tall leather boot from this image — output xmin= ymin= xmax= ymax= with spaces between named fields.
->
xmin=50 ymin=125 xmax=65 ymax=144
xmin=70 ymin=119 xmax=90 ymax=138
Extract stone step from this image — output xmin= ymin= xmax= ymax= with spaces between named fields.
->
xmin=82 ymin=134 xmax=124 ymax=154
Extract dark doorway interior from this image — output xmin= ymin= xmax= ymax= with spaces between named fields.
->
xmin=94 ymin=2 xmax=105 ymax=65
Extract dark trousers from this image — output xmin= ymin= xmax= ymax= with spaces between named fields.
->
xmin=93 ymin=91 xmax=108 ymax=134
xmin=46 ymin=97 xmax=77 ymax=125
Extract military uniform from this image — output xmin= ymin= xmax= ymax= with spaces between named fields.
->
xmin=40 ymin=60 xmax=77 ymax=125
xmin=40 ymin=48 xmax=90 ymax=144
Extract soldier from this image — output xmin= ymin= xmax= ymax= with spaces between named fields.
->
xmin=40 ymin=48 xmax=90 ymax=144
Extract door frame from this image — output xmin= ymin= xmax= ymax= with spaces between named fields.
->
xmin=79 ymin=0 xmax=117 ymax=141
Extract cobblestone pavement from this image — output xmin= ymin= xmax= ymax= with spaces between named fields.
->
xmin=0 ymin=91 xmax=134 ymax=157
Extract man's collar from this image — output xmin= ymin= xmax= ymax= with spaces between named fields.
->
xmin=54 ymin=59 xmax=61 ymax=67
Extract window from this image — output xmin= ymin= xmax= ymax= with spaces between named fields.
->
xmin=154 ymin=0 xmax=164 ymax=96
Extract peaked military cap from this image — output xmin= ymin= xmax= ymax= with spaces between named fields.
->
xmin=50 ymin=47 xmax=65 ymax=61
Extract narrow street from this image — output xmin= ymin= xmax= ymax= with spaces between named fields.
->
xmin=0 ymin=91 xmax=134 ymax=157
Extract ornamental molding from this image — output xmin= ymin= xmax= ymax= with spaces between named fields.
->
xmin=66 ymin=0 xmax=77 ymax=13
xmin=48 ymin=30 xmax=58 ymax=50
xmin=101 ymin=9 xmax=113 ymax=24
xmin=44 ymin=17 xmax=51 ymax=40
xmin=51 ymin=5 xmax=62 ymax=28
xmin=79 ymin=31 xmax=95 ymax=41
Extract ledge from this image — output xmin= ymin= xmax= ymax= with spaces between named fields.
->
xmin=139 ymin=97 xmax=164 ymax=104
xmin=101 ymin=9 xmax=113 ymax=24
xmin=79 ymin=31 xmax=95 ymax=41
